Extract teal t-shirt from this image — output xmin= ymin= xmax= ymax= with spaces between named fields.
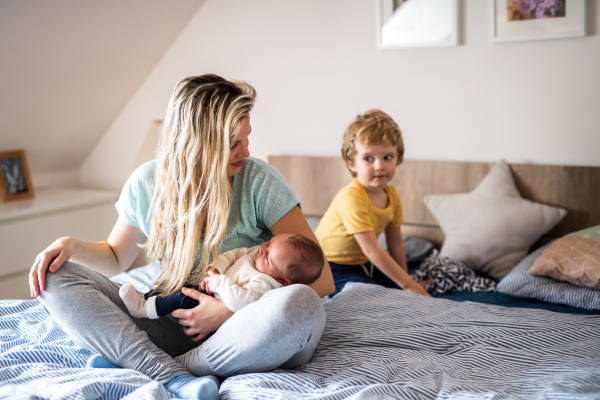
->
xmin=115 ymin=157 xmax=300 ymax=264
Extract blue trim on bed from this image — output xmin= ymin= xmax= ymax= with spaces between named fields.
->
xmin=406 ymin=259 xmax=600 ymax=315
xmin=433 ymin=291 xmax=600 ymax=315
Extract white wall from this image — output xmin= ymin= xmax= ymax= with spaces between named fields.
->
xmin=0 ymin=0 xmax=203 ymax=177
xmin=80 ymin=0 xmax=600 ymax=190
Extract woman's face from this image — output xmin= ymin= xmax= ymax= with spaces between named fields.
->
xmin=228 ymin=118 xmax=251 ymax=177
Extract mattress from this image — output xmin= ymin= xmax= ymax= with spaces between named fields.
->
xmin=2 ymin=278 xmax=599 ymax=399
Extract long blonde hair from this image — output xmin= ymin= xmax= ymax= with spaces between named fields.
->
xmin=145 ymin=74 xmax=256 ymax=296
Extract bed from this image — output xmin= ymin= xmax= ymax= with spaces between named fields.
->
xmin=1 ymin=157 xmax=600 ymax=399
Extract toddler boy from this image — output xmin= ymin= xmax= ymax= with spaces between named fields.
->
xmin=315 ymin=109 xmax=430 ymax=297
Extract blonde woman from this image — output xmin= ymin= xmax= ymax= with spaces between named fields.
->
xmin=29 ymin=74 xmax=334 ymax=400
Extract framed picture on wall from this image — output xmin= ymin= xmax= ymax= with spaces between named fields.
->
xmin=491 ymin=0 xmax=586 ymax=43
xmin=377 ymin=0 xmax=458 ymax=49
xmin=0 ymin=150 xmax=35 ymax=202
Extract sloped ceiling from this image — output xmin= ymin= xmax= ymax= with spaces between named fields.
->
xmin=0 ymin=0 xmax=204 ymax=174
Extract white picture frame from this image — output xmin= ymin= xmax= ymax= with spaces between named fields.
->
xmin=490 ymin=0 xmax=586 ymax=43
xmin=377 ymin=0 xmax=458 ymax=49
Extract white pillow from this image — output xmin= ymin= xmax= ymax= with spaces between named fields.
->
xmin=423 ymin=160 xmax=567 ymax=279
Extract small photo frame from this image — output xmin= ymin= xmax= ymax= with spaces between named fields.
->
xmin=377 ymin=0 xmax=458 ymax=49
xmin=0 ymin=150 xmax=35 ymax=202
xmin=491 ymin=0 xmax=586 ymax=43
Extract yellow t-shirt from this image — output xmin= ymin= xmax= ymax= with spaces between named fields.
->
xmin=315 ymin=178 xmax=403 ymax=265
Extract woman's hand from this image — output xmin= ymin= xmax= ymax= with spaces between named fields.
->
xmin=172 ymin=287 xmax=233 ymax=341
xmin=29 ymin=237 xmax=75 ymax=298
xmin=28 ymin=219 xmax=147 ymax=298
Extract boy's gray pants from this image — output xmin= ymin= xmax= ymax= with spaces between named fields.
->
xmin=39 ymin=262 xmax=325 ymax=384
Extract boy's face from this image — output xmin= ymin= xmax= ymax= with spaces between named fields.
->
xmin=348 ymin=141 xmax=398 ymax=190
xmin=254 ymin=234 xmax=294 ymax=283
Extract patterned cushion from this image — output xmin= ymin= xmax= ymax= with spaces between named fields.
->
xmin=497 ymin=243 xmax=600 ymax=310
xmin=411 ymin=251 xmax=497 ymax=294
xmin=528 ymin=225 xmax=600 ymax=289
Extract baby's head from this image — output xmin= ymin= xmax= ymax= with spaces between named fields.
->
xmin=254 ymin=233 xmax=324 ymax=286
xmin=341 ymin=109 xmax=404 ymax=178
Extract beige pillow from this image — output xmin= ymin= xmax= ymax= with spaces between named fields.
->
xmin=528 ymin=225 xmax=600 ymax=289
xmin=424 ymin=160 xmax=567 ymax=279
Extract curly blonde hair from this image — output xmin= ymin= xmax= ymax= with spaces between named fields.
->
xmin=144 ymin=74 xmax=256 ymax=296
xmin=341 ymin=109 xmax=404 ymax=177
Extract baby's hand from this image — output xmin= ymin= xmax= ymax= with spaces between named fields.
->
xmin=199 ymin=268 xmax=220 ymax=295
xmin=199 ymin=276 xmax=213 ymax=294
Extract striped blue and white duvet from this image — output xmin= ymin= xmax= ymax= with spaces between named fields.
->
xmin=2 ymin=283 xmax=600 ymax=399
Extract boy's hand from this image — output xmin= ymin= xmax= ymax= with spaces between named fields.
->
xmin=405 ymin=281 xmax=432 ymax=297
xmin=354 ymin=231 xmax=432 ymax=298
xmin=419 ymin=279 xmax=433 ymax=288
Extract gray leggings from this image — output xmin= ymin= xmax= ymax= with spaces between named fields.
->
xmin=39 ymin=262 xmax=325 ymax=383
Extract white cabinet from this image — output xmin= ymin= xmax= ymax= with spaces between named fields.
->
xmin=0 ymin=188 xmax=119 ymax=300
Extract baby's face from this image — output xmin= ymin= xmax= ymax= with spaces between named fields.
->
xmin=254 ymin=234 xmax=295 ymax=281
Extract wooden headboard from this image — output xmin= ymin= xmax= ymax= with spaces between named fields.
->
xmin=269 ymin=156 xmax=600 ymax=248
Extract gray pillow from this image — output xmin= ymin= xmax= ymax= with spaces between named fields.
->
xmin=497 ymin=243 xmax=600 ymax=310
xmin=424 ymin=160 xmax=566 ymax=279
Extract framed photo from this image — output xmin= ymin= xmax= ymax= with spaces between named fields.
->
xmin=0 ymin=150 xmax=35 ymax=202
xmin=491 ymin=0 xmax=586 ymax=43
xmin=377 ymin=0 xmax=458 ymax=49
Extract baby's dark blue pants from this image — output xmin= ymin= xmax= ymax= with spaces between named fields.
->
xmin=144 ymin=285 xmax=207 ymax=317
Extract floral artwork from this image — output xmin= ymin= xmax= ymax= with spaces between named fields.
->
xmin=493 ymin=0 xmax=584 ymax=42
xmin=507 ymin=0 xmax=566 ymax=21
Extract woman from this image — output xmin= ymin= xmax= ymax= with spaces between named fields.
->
xmin=29 ymin=74 xmax=335 ymax=399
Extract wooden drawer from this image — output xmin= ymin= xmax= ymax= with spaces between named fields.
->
xmin=0 ymin=203 xmax=118 ymax=279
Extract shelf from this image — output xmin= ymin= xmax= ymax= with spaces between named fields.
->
xmin=0 ymin=188 xmax=119 ymax=225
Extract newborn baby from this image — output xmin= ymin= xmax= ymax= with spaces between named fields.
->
xmin=120 ymin=233 xmax=324 ymax=317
